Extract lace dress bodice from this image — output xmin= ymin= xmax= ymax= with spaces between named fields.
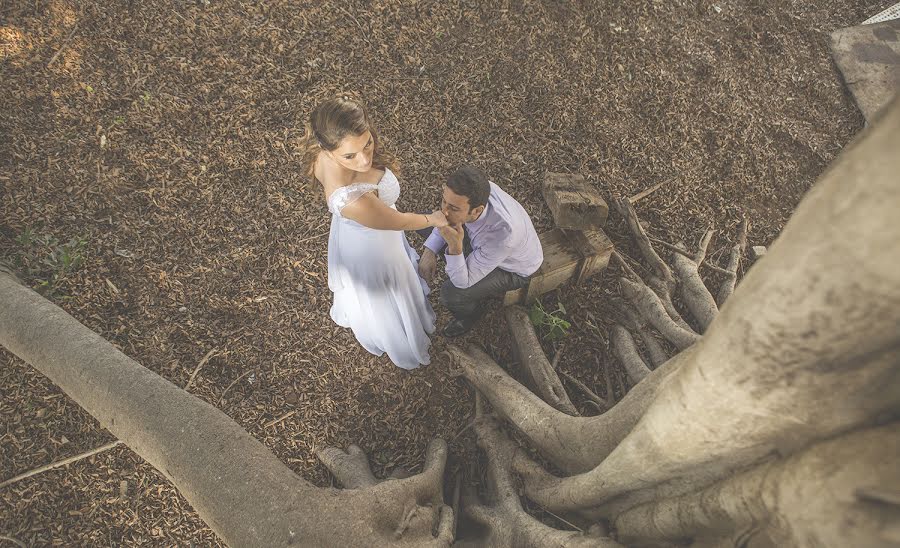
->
xmin=326 ymin=168 xmax=401 ymax=216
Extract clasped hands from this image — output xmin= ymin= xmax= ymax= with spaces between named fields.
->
xmin=419 ymin=212 xmax=465 ymax=284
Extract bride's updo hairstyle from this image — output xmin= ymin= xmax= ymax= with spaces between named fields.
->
xmin=299 ymin=95 xmax=399 ymax=178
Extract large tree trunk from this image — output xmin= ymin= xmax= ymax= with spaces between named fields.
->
xmin=613 ymin=421 xmax=900 ymax=547
xmin=0 ymin=271 xmax=453 ymax=547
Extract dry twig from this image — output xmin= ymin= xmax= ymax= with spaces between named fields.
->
xmin=0 ymin=441 xmax=123 ymax=490
xmin=47 ymin=22 xmax=80 ymax=68
xmin=184 ymin=348 xmax=216 ymax=393
xmin=627 ymin=180 xmax=667 ymax=204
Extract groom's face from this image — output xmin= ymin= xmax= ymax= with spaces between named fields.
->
xmin=441 ymin=185 xmax=483 ymax=226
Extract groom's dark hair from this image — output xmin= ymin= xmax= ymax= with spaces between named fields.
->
xmin=447 ymin=165 xmax=490 ymax=211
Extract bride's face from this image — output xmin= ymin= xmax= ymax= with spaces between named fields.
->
xmin=328 ymin=130 xmax=374 ymax=172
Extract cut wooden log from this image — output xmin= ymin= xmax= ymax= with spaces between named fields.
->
xmin=504 ymin=228 xmax=614 ymax=305
xmin=566 ymin=229 xmax=614 ymax=285
xmin=542 ymin=172 xmax=609 ymax=230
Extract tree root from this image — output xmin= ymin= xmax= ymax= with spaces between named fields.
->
xmin=0 ymin=272 xmax=455 ymax=547
xmin=558 ymin=370 xmax=610 ymax=412
xmin=462 ymin=396 xmax=624 ymax=548
xmin=716 ymin=218 xmax=748 ymax=306
xmin=609 ymin=325 xmax=651 ymax=385
xmin=619 ymin=277 xmax=700 ymax=350
xmin=612 ymin=197 xmax=675 ymax=289
xmin=505 ymin=306 xmax=579 ymax=416
xmin=317 ymin=444 xmax=378 ymax=488
xmin=520 ymin=325 xmax=900 ymax=515
xmin=453 ymin=343 xmax=683 ymax=475
xmin=619 ymin=305 xmax=668 ymax=367
xmin=671 ymin=246 xmax=718 ymax=333
xmin=449 ymin=345 xmax=593 ymax=473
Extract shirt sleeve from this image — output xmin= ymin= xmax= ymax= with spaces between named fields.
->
xmin=445 ymin=224 xmax=512 ymax=289
xmin=424 ymin=229 xmax=446 ymax=254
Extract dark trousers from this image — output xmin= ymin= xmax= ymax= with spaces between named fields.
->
xmin=440 ymin=267 xmax=530 ymax=319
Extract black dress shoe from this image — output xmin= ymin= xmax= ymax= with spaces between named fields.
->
xmin=442 ymin=316 xmax=478 ymax=338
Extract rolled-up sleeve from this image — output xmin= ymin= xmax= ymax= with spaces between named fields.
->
xmin=445 ymin=225 xmax=512 ymax=288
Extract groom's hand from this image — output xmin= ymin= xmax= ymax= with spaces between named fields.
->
xmin=419 ymin=248 xmax=437 ymax=284
xmin=438 ymin=224 xmax=465 ymax=256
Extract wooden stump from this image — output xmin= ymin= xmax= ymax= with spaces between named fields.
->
xmin=542 ymin=173 xmax=609 ymax=230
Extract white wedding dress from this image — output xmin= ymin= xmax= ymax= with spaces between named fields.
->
xmin=326 ymin=168 xmax=434 ymax=369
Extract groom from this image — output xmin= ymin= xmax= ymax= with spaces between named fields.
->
xmin=419 ymin=165 xmax=544 ymax=337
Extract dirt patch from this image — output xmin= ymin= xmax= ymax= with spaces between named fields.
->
xmin=0 ymin=0 xmax=888 ymax=543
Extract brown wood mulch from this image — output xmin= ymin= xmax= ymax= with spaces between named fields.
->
xmin=0 ymin=0 xmax=886 ymax=544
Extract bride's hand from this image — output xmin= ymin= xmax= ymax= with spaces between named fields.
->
xmin=428 ymin=210 xmax=449 ymax=227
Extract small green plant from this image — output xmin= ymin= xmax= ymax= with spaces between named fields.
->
xmin=12 ymin=227 xmax=87 ymax=299
xmin=529 ymin=299 xmax=571 ymax=341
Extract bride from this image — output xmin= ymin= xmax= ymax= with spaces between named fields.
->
xmin=299 ymin=96 xmax=447 ymax=369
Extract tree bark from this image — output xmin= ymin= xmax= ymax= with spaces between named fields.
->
xmin=0 ymin=273 xmax=453 ymax=547
xmin=614 ymin=421 xmax=900 ymax=548
xmin=716 ymin=219 xmax=748 ymax=306
xmin=621 ymin=305 xmax=669 ymax=368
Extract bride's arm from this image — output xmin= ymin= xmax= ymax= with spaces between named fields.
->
xmin=341 ymin=193 xmax=447 ymax=231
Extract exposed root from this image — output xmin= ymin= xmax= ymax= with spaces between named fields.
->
xmin=453 ymin=344 xmax=681 ymax=474
xmin=505 ymin=306 xmax=579 ymax=416
xmin=462 ymin=402 xmax=624 ymax=547
xmin=694 ymin=229 xmax=715 ymax=264
xmin=716 ymin=218 xmax=749 ymax=306
xmin=613 ymin=197 xmax=675 ymax=289
xmin=559 ymin=369 xmax=610 ymax=412
xmin=317 ymin=444 xmax=379 ymax=488
xmin=647 ymin=276 xmax=694 ymax=332
xmin=620 ymin=277 xmax=700 ymax=350
xmin=449 ymin=344 xmax=593 ymax=472
xmin=671 ymin=245 xmax=718 ymax=332
xmin=620 ymin=305 xmax=669 ymax=367
xmin=609 ymin=325 xmax=651 ymax=385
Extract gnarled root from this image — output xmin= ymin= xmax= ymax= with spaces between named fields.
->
xmin=620 ymin=305 xmax=669 ymax=367
xmin=462 ymin=396 xmax=624 ymax=548
xmin=716 ymin=218 xmax=748 ymax=306
xmin=609 ymin=324 xmax=651 ymax=385
xmin=317 ymin=444 xmax=378 ymax=488
xmin=336 ymin=438 xmax=456 ymax=546
xmin=619 ymin=277 xmax=700 ymax=350
xmin=505 ymin=305 xmax=579 ymax=416
xmin=612 ymin=197 xmax=675 ymax=289
xmin=451 ymin=344 xmax=683 ymax=475
xmin=671 ymin=237 xmax=719 ymax=332
xmin=0 ymin=271 xmax=454 ymax=547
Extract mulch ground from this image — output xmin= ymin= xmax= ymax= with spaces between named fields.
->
xmin=0 ymin=0 xmax=887 ymax=544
